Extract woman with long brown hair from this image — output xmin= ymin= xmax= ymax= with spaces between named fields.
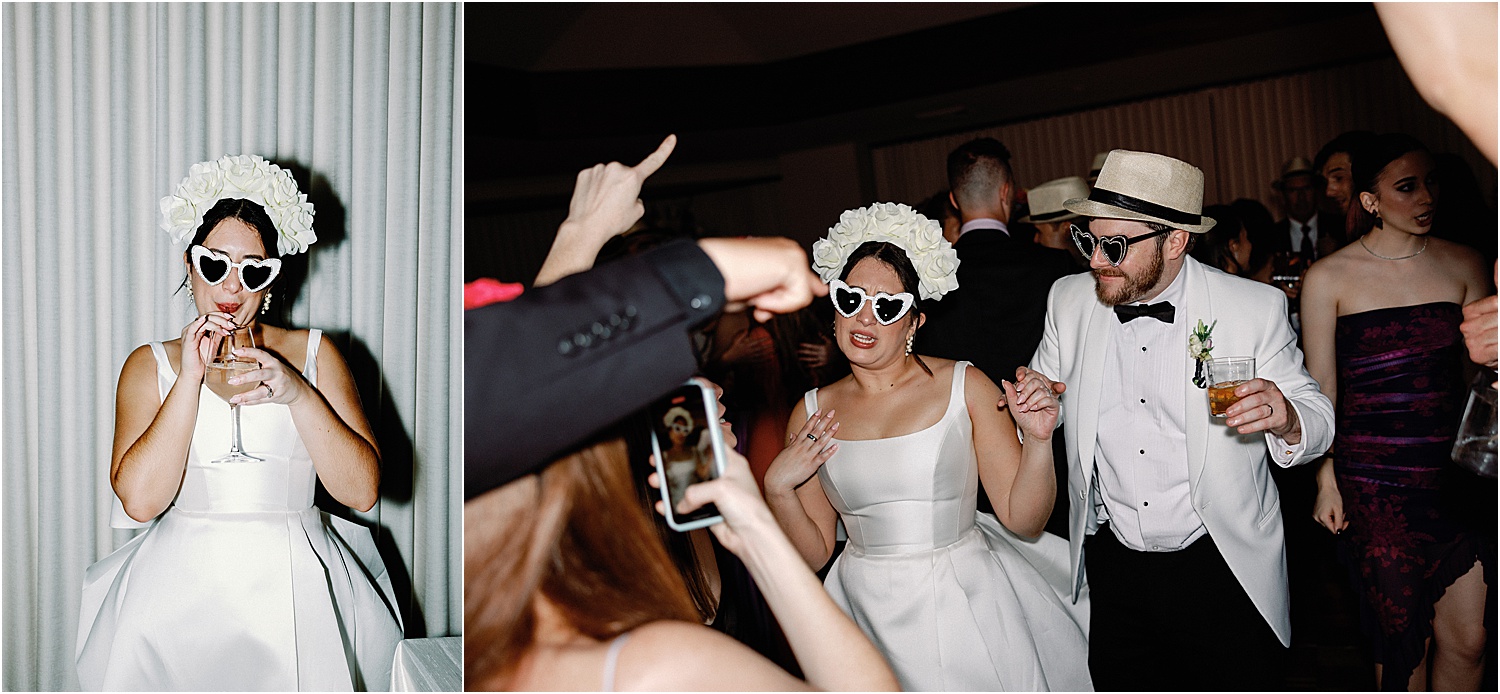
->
xmin=464 ymin=434 xmax=898 ymax=691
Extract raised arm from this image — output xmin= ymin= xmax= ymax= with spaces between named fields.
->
xmin=970 ymin=364 xmax=1057 ymax=538
xmin=762 ymin=400 xmax=841 ymax=570
xmin=111 ymin=314 xmax=236 ymax=522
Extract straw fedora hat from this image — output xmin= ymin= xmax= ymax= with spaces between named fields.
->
xmin=1271 ymin=155 xmax=1318 ymax=190
xmin=1019 ymin=176 xmax=1089 ymax=223
xmin=1064 ymin=149 xmax=1217 ymax=233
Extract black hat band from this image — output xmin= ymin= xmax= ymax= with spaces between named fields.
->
xmin=1088 ymin=187 xmax=1202 ymax=226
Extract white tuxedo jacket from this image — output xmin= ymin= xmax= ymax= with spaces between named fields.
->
xmin=1028 ymin=256 xmax=1333 ymax=646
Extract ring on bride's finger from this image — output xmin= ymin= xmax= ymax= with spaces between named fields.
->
xmin=807 ymin=433 xmax=818 ymax=442
xmin=262 ymin=383 xmax=274 ymax=398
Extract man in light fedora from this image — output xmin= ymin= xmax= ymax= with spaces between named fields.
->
xmin=1021 ymin=149 xmax=1334 ymax=690
xmin=1270 ymin=155 xmax=1343 ymax=261
xmin=1021 ymin=175 xmax=1091 ymax=269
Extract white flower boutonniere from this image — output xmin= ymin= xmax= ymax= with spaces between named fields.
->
xmin=1189 ymin=319 xmax=1216 ymax=388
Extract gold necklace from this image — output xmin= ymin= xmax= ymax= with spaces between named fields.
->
xmin=1359 ymin=235 xmax=1428 ymax=261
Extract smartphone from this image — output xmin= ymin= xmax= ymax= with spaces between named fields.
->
xmin=647 ymin=380 xmax=727 ymax=531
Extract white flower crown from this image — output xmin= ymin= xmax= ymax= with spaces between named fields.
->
xmin=812 ymin=202 xmax=960 ymax=300
xmin=159 ymin=154 xmax=317 ymax=256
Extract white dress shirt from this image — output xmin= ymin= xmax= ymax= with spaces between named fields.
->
xmin=1287 ymin=215 xmax=1319 ymax=255
xmin=1093 ymin=268 xmax=1207 ymax=552
xmin=958 ymin=217 xmax=1008 ymax=240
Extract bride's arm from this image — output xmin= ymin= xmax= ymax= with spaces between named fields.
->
xmin=762 ymin=400 xmax=841 ymax=570
xmin=111 ymin=345 xmax=198 ymax=522
xmin=285 ymin=334 xmax=381 ymax=512
xmin=112 ymin=314 xmax=236 ymax=522
xmin=968 ymin=365 xmax=1055 ymax=538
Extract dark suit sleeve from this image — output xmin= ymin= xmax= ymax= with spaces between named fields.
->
xmin=464 ymin=240 xmax=725 ymax=499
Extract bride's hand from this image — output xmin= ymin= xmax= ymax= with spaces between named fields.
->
xmin=226 ymin=347 xmax=312 ymax=407
xmin=178 ymin=313 xmax=236 ymax=382
xmin=1002 ymin=367 xmax=1064 ymax=442
xmin=763 ymin=410 xmax=839 ymax=494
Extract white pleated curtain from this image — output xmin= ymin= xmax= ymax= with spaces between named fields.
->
xmin=2 ymin=3 xmax=463 ymax=690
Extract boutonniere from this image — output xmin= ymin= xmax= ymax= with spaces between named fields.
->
xmin=1189 ymin=319 xmax=1217 ymax=388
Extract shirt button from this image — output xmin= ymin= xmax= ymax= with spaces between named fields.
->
xmin=1152 ymin=545 xmax=1160 ymax=550
xmin=1141 ymin=346 xmax=1147 ymax=352
xmin=1143 ymin=501 xmax=1149 ymax=506
xmin=1140 ymin=398 xmax=1146 ymax=404
xmin=1139 ymin=449 xmax=1145 ymax=455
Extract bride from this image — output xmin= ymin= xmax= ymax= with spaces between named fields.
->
xmin=76 ymin=155 xmax=402 ymax=690
xmin=764 ymin=203 xmax=1091 ymax=691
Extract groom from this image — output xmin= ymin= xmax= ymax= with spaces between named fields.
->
xmin=1024 ymin=150 xmax=1334 ymax=690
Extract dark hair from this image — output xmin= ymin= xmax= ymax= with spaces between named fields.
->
xmin=1189 ymin=204 xmax=1246 ymax=274
xmin=1313 ymin=130 xmax=1379 ymax=172
xmin=1348 ymin=133 xmax=1430 ymax=238
xmin=947 ymin=138 xmax=1013 ymax=212
xmin=179 ymin=198 xmax=284 ymax=311
xmin=917 ymin=189 xmax=959 ymax=226
xmin=1229 ymin=198 xmax=1275 ymax=272
xmin=839 ymin=241 xmax=933 ymax=377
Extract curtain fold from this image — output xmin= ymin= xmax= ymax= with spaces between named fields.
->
xmin=2 ymin=4 xmax=462 ymax=690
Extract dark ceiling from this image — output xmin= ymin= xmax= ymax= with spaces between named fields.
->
xmin=469 ymin=3 xmax=1391 ymax=193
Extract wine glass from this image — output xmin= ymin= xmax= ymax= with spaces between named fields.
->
xmin=204 ymin=326 xmax=263 ymax=463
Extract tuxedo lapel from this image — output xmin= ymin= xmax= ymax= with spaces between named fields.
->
xmin=1076 ymin=297 xmax=1113 ymax=491
xmin=1181 ymin=258 xmax=1212 ymax=490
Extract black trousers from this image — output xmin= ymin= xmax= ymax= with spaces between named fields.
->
xmin=1085 ymin=525 xmax=1286 ymax=691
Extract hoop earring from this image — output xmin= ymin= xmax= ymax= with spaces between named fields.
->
xmin=906 ymin=333 xmax=915 ymax=355
xmin=261 ymin=291 xmax=272 ymax=315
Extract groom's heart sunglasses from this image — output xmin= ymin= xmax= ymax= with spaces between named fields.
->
xmin=1071 ymin=224 xmax=1172 ymax=267
xmin=190 ymin=245 xmax=281 ymax=293
xmin=830 ymin=279 xmax=915 ymax=325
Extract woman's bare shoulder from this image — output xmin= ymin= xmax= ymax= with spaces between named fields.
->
xmin=619 ymin=620 xmax=806 ymax=691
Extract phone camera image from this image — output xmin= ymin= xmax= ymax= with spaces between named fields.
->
xmin=649 ymin=382 xmax=726 ymax=530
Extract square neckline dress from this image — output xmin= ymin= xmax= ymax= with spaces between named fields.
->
xmin=805 ymin=361 xmax=1092 ymax=691
xmin=76 ymin=330 xmax=404 ymax=691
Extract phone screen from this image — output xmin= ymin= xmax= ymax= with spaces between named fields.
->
xmin=648 ymin=383 xmax=723 ymax=528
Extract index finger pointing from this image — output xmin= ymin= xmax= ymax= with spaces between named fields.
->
xmin=633 ymin=134 xmax=677 ymax=178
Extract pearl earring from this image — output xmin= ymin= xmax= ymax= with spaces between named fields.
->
xmin=906 ymin=333 xmax=915 ymax=355
xmin=261 ymin=291 xmax=272 ymax=315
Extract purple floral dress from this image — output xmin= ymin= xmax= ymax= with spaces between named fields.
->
xmin=1333 ymin=301 xmax=1485 ymax=690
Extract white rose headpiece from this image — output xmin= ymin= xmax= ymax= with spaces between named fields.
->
xmin=812 ymin=202 xmax=959 ymax=300
xmin=159 ymin=154 xmax=317 ymax=256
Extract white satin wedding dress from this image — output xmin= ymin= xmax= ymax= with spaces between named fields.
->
xmin=76 ymin=330 xmax=403 ymax=691
xmin=806 ymin=361 xmax=1092 ymax=691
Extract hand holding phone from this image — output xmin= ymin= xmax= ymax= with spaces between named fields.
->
xmin=648 ymin=380 xmax=729 ymax=531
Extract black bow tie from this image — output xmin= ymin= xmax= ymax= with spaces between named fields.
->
xmin=1114 ymin=301 xmax=1176 ymax=324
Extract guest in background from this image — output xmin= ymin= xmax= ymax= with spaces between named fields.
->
xmin=917 ymin=138 xmax=1076 ymax=521
xmin=1302 ymin=133 xmax=1492 ymax=691
xmin=918 ymin=189 xmax=962 ymax=245
xmin=1271 ymin=156 xmax=1344 ymax=261
xmin=1315 ymin=130 xmax=1380 ymax=219
xmin=1086 ymin=151 xmax=1109 ymax=187
xmin=1188 ymin=203 xmax=1253 ymax=276
xmin=1022 ymin=176 xmax=1091 ymax=269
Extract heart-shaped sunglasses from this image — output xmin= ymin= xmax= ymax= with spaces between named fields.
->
xmin=191 ymin=245 xmax=281 ymax=293
xmin=830 ymin=279 xmax=914 ymax=325
xmin=1070 ymin=223 xmax=1171 ymax=267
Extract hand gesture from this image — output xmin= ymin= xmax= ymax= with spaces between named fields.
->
xmin=563 ymin=134 xmax=676 ymax=243
xmin=1461 ymin=293 xmax=1498 ymax=368
xmin=225 ymin=347 xmax=313 ymax=407
xmin=797 ymin=340 xmax=831 ymax=370
xmin=763 ymin=410 xmax=839 ymax=494
xmin=650 ymin=447 xmax=782 ymax=558
xmin=1002 ymin=367 xmax=1064 ymax=442
xmin=1224 ymin=379 xmax=1302 ymax=442
xmin=178 ymin=313 xmax=236 ymax=382
xmin=698 ymin=237 xmax=829 ymax=323
xmin=1312 ymin=473 xmax=1348 ymax=534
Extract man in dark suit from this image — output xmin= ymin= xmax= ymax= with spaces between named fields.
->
xmin=1269 ymin=156 xmax=1344 ymax=261
xmin=916 ymin=138 xmax=1077 ymax=524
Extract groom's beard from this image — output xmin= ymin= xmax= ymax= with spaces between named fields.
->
xmin=1092 ymin=243 xmax=1165 ymax=306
